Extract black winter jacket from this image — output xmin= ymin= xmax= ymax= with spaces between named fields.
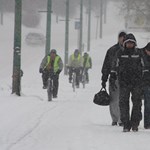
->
xmin=101 ymin=43 xmax=123 ymax=82
xmin=111 ymin=47 xmax=143 ymax=86
xmin=141 ymin=49 xmax=150 ymax=86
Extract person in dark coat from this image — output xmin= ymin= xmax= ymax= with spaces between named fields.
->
xmin=141 ymin=42 xmax=150 ymax=129
xmin=110 ymin=33 xmax=143 ymax=132
xmin=101 ymin=31 xmax=126 ymax=126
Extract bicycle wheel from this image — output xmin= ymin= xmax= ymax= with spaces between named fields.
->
xmin=82 ymin=73 xmax=86 ymax=89
xmin=72 ymin=73 xmax=76 ymax=92
xmin=47 ymin=78 xmax=53 ymax=101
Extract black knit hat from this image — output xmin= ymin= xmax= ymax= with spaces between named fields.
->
xmin=145 ymin=42 xmax=150 ymax=51
xmin=123 ymin=33 xmax=137 ymax=46
xmin=118 ymin=31 xmax=126 ymax=38
xmin=50 ymin=49 xmax=57 ymax=54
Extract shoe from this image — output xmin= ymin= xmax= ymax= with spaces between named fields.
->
xmin=119 ymin=123 xmax=124 ymax=127
xmin=53 ymin=95 xmax=57 ymax=98
xmin=112 ymin=122 xmax=117 ymax=126
xmin=123 ymin=128 xmax=130 ymax=132
xmin=132 ymin=126 xmax=138 ymax=132
xmin=144 ymin=126 xmax=150 ymax=129
xmin=123 ymin=122 xmax=131 ymax=132
xmin=43 ymin=85 xmax=47 ymax=89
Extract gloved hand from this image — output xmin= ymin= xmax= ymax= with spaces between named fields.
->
xmin=39 ymin=68 xmax=43 ymax=73
xmin=101 ymin=81 xmax=106 ymax=88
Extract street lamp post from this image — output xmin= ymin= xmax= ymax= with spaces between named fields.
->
xmin=79 ymin=0 xmax=83 ymax=54
xmin=45 ymin=0 xmax=52 ymax=56
xmin=12 ymin=0 xmax=22 ymax=96
xmin=64 ymin=0 xmax=70 ymax=75
xmin=99 ymin=0 xmax=103 ymax=39
xmin=87 ymin=0 xmax=91 ymax=52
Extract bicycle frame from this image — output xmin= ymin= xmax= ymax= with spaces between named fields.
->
xmin=82 ymin=68 xmax=86 ymax=88
xmin=72 ymin=69 xmax=76 ymax=92
xmin=47 ymin=72 xmax=54 ymax=101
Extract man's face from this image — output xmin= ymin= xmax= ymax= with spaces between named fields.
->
xmin=146 ymin=49 xmax=150 ymax=56
xmin=50 ymin=52 xmax=56 ymax=59
xmin=126 ymin=42 xmax=135 ymax=49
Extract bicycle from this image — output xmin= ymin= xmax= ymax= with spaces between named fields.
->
xmin=47 ymin=70 xmax=54 ymax=101
xmin=81 ymin=68 xmax=86 ymax=89
xmin=72 ymin=68 xmax=76 ymax=92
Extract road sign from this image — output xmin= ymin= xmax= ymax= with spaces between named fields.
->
xmin=75 ymin=21 xmax=80 ymax=30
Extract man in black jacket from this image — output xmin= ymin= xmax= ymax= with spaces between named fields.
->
xmin=141 ymin=42 xmax=150 ymax=129
xmin=110 ymin=33 xmax=143 ymax=132
xmin=101 ymin=31 xmax=126 ymax=126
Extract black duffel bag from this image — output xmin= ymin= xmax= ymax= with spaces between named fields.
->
xmin=93 ymin=87 xmax=110 ymax=106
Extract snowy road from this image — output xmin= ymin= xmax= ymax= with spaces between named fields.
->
xmin=1 ymin=75 xmax=150 ymax=150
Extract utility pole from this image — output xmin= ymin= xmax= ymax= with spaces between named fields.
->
xmin=79 ymin=0 xmax=83 ymax=54
xmin=104 ymin=0 xmax=107 ymax=24
xmin=95 ymin=16 xmax=99 ymax=39
xmin=99 ymin=0 xmax=103 ymax=39
xmin=87 ymin=0 xmax=91 ymax=52
xmin=12 ymin=0 xmax=22 ymax=96
xmin=45 ymin=0 xmax=52 ymax=56
xmin=64 ymin=0 xmax=70 ymax=75
xmin=125 ymin=0 xmax=130 ymax=31
xmin=0 ymin=0 xmax=3 ymax=25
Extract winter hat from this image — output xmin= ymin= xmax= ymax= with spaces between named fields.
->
xmin=145 ymin=42 xmax=150 ymax=51
xmin=118 ymin=31 xmax=126 ymax=38
xmin=123 ymin=33 xmax=137 ymax=46
xmin=50 ymin=49 xmax=57 ymax=54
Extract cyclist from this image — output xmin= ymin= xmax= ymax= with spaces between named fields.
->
xmin=39 ymin=49 xmax=63 ymax=98
xmin=68 ymin=49 xmax=83 ymax=88
xmin=82 ymin=52 xmax=92 ymax=83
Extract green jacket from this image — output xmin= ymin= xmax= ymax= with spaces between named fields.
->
xmin=68 ymin=54 xmax=83 ymax=68
xmin=40 ymin=55 xmax=63 ymax=73
xmin=82 ymin=55 xmax=92 ymax=68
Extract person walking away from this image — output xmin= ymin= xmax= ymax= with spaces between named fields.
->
xmin=68 ymin=49 xmax=83 ymax=88
xmin=82 ymin=52 xmax=92 ymax=83
xmin=39 ymin=49 xmax=63 ymax=98
xmin=141 ymin=42 xmax=150 ymax=129
xmin=101 ymin=31 xmax=126 ymax=126
xmin=110 ymin=33 xmax=143 ymax=132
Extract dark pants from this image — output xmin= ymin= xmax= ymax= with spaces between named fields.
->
xmin=82 ymin=68 xmax=89 ymax=82
xmin=119 ymin=84 xmax=142 ymax=127
xmin=143 ymin=86 xmax=150 ymax=128
xmin=69 ymin=67 xmax=81 ymax=86
xmin=42 ymin=70 xmax=59 ymax=96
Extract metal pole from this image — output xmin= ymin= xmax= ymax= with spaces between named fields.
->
xmin=0 ymin=0 xmax=3 ymax=25
xmin=95 ymin=16 xmax=99 ymax=39
xmin=45 ymin=0 xmax=52 ymax=56
xmin=104 ymin=0 xmax=107 ymax=24
xmin=99 ymin=0 xmax=103 ymax=39
xmin=64 ymin=0 xmax=70 ymax=75
xmin=79 ymin=0 xmax=83 ymax=54
xmin=87 ymin=0 xmax=91 ymax=52
xmin=12 ymin=0 xmax=22 ymax=96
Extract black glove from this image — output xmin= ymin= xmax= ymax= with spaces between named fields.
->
xmin=101 ymin=81 xmax=106 ymax=88
xmin=39 ymin=68 xmax=43 ymax=73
